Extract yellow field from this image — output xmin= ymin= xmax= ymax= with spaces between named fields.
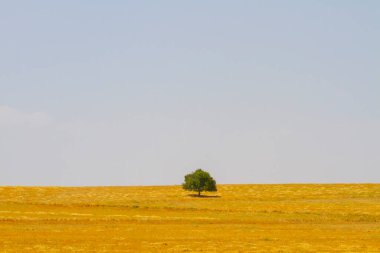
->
xmin=0 ymin=184 xmax=379 ymax=252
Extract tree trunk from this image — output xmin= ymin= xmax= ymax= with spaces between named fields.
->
xmin=198 ymin=190 xmax=201 ymax=196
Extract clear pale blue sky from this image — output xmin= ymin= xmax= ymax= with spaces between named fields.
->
xmin=1 ymin=1 xmax=379 ymax=185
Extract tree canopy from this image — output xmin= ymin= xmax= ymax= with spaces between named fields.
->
xmin=182 ymin=169 xmax=217 ymax=196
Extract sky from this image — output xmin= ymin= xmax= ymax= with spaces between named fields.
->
xmin=1 ymin=1 xmax=379 ymax=186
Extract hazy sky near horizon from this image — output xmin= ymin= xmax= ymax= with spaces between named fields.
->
xmin=1 ymin=1 xmax=379 ymax=185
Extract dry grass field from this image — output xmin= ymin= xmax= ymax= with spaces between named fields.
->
xmin=0 ymin=184 xmax=379 ymax=252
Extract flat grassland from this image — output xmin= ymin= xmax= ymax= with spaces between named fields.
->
xmin=0 ymin=184 xmax=379 ymax=252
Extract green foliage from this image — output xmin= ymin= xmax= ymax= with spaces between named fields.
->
xmin=182 ymin=169 xmax=217 ymax=196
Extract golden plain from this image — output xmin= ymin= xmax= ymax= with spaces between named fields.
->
xmin=0 ymin=184 xmax=379 ymax=252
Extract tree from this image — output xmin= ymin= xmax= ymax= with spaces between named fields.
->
xmin=182 ymin=169 xmax=217 ymax=196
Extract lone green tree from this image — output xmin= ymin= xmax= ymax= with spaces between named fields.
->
xmin=182 ymin=169 xmax=217 ymax=196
